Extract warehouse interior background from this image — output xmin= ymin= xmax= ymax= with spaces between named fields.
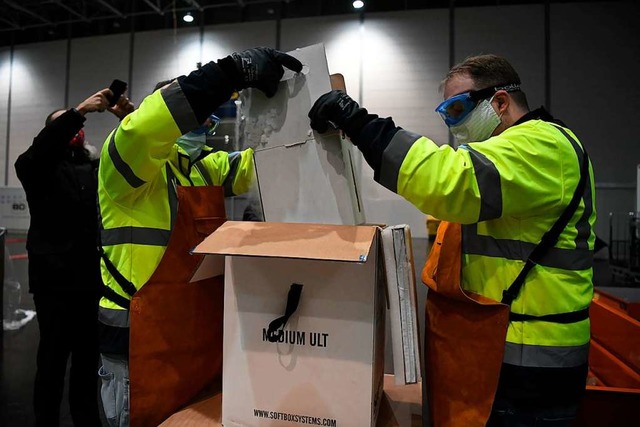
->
xmin=1 ymin=1 xmax=639 ymax=426
xmin=0 ymin=0 xmax=638 ymax=242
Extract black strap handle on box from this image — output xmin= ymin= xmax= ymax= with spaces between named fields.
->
xmin=266 ymin=283 xmax=304 ymax=343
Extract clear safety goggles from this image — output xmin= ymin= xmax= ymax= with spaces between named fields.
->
xmin=191 ymin=114 xmax=221 ymax=136
xmin=435 ymin=83 xmax=520 ymax=127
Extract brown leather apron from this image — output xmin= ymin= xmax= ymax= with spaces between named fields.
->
xmin=129 ymin=185 xmax=227 ymax=427
xmin=422 ymin=221 xmax=510 ymax=427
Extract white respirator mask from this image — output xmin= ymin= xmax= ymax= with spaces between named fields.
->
xmin=449 ymin=96 xmax=501 ymax=144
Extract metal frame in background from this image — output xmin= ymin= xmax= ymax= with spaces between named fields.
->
xmin=609 ymin=211 xmax=640 ymax=286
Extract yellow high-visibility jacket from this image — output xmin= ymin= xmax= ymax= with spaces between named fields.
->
xmin=98 ymin=81 xmax=253 ymax=330
xmin=373 ymin=115 xmax=595 ymax=369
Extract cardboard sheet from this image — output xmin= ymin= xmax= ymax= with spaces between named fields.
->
xmin=382 ymin=225 xmax=422 ymax=385
xmin=192 ymin=220 xmax=376 ymax=262
xmin=238 ymin=43 xmax=364 ymax=225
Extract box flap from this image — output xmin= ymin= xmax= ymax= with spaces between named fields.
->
xmin=193 ymin=221 xmax=377 ymax=262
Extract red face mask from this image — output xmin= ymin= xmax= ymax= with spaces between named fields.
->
xmin=70 ymin=129 xmax=85 ymax=148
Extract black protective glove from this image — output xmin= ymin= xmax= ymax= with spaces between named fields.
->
xmin=308 ymin=90 xmax=372 ymax=139
xmin=218 ymin=47 xmax=302 ymax=98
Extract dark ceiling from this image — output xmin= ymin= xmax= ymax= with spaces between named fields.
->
xmin=0 ymin=0 xmax=621 ymax=47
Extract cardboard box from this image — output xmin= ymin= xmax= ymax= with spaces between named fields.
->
xmin=192 ymin=221 xmax=385 ymax=426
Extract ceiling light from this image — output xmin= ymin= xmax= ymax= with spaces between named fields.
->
xmin=183 ymin=12 xmax=194 ymax=23
xmin=353 ymin=1 xmax=365 ymax=9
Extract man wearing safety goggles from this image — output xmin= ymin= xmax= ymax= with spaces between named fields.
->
xmin=309 ymin=54 xmax=594 ymax=427
xmin=435 ymin=82 xmax=521 ymax=143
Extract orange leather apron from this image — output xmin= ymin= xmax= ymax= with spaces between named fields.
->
xmin=129 ymin=185 xmax=226 ymax=427
xmin=422 ymin=221 xmax=510 ymax=427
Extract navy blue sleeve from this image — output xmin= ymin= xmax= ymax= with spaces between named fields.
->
xmin=177 ymin=61 xmax=235 ymax=125
xmin=344 ymin=112 xmax=401 ymax=181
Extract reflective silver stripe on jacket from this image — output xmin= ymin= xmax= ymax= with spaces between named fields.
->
xmin=222 ymin=152 xmax=241 ymax=197
xmin=101 ymin=166 xmax=178 ymax=247
xmin=461 ymin=145 xmax=502 ymax=221
xmin=504 ymin=342 xmax=589 ymax=368
xmin=462 ymin=223 xmax=593 ymax=270
xmin=108 ymin=131 xmax=145 ymax=188
xmin=100 ymin=226 xmax=171 ymax=246
xmin=194 ymin=162 xmax=213 ymax=186
xmin=378 ymin=129 xmax=422 ymax=193
xmin=161 ymin=81 xmax=200 ymax=136
xmin=99 ymin=306 xmax=130 ymax=327
xmin=100 ymin=167 xmax=179 ymax=314
xmin=462 ymin=124 xmax=594 ymax=271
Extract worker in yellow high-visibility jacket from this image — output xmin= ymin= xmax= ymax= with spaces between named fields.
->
xmin=309 ymin=54 xmax=594 ymax=427
xmin=98 ymin=47 xmax=302 ymax=427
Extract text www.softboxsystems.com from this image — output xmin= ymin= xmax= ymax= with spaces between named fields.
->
xmin=253 ymin=409 xmax=337 ymax=426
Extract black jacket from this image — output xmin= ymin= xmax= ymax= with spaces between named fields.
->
xmin=15 ymin=109 xmax=101 ymax=294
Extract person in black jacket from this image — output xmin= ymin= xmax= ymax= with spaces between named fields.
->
xmin=15 ymin=88 xmax=134 ymax=427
